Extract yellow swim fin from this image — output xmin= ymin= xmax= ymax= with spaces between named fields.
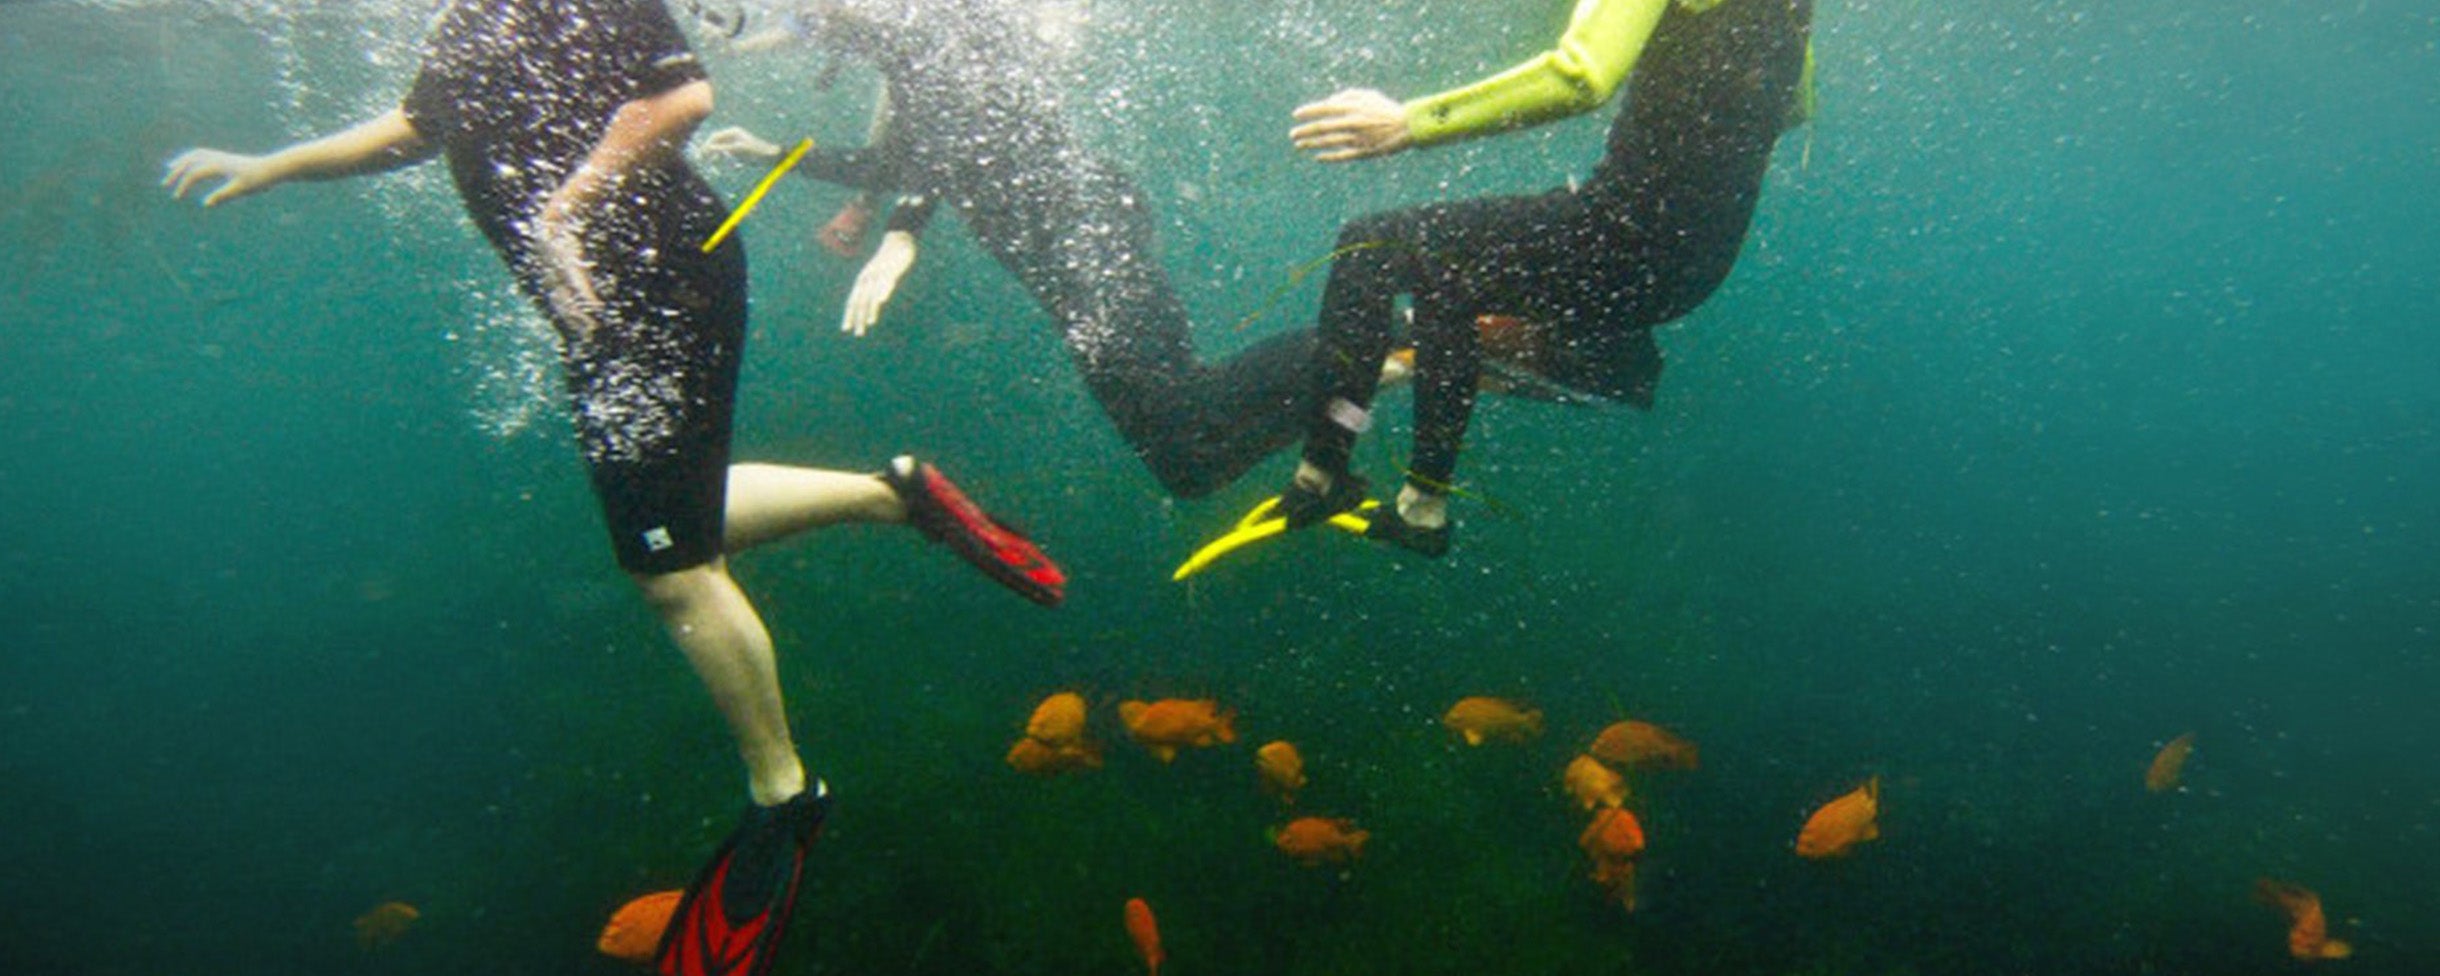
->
xmin=1172 ymin=496 xmax=1378 ymax=581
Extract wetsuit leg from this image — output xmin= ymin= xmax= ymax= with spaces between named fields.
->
xmin=1406 ymin=293 xmax=1483 ymax=494
xmin=1301 ymin=191 xmax=1595 ymax=487
xmin=999 ymin=164 xmax=1314 ymax=498
xmin=1300 ymin=211 xmax=1428 ymax=475
xmin=1162 ymin=327 xmax=1319 ymax=497
xmin=549 ymin=167 xmax=748 ymax=574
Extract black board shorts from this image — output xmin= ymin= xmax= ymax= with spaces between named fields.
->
xmin=554 ymin=187 xmax=748 ymax=576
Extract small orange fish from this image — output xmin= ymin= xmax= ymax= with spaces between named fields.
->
xmin=1005 ymin=735 xmax=1102 ymax=776
xmin=1026 ymin=691 xmax=1090 ymax=747
xmin=1795 ymin=776 xmax=1881 ymax=859
xmin=352 ymin=900 xmax=420 ymax=951
xmin=2145 ymin=732 xmax=2195 ymax=793
xmin=1588 ymin=720 xmax=1701 ymax=770
xmin=1562 ymin=754 xmax=1629 ymax=810
xmin=1273 ymin=816 xmax=1369 ymax=866
xmin=1581 ymin=806 xmax=1647 ymax=862
xmin=1123 ymin=897 xmax=1164 ymax=976
xmin=1255 ymin=741 xmax=1307 ymax=803
xmin=597 ymin=889 xmax=683 ymax=962
xmin=1442 ymin=696 xmax=1544 ymax=746
xmin=1118 ymin=699 xmax=1237 ymax=762
xmin=1578 ymin=806 xmax=1647 ymax=911
xmin=2256 ymin=879 xmax=2353 ymax=961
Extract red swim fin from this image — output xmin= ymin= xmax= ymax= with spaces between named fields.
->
xmin=656 ymin=784 xmax=830 ymax=976
xmin=885 ymin=456 xmax=1067 ymax=607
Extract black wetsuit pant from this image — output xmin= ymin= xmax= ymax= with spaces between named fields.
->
xmin=805 ymin=151 xmax=1315 ymax=499
xmin=977 ymin=160 xmax=1316 ymax=498
xmin=1302 ymin=0 xmax=1812 ymax=492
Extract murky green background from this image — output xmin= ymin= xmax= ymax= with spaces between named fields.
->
xmin=3 ymin=1 xmax=2435 ymax=973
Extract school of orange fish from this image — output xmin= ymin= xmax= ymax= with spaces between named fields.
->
xmin=557 ymin=705 xmax=2347 ymax=969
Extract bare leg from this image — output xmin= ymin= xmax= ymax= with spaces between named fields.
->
xmin=723 ymin=462 xmax=907 ymax=553
xmin=636 ymin=561 xmax=807 ymax=806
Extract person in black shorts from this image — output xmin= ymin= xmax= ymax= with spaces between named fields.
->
xmin=1271 ymin=0 xmax=1814 ymax=556
xmin=700 ymin=0 xmax=1323 ymax=499
xmin=165 ymin=1 xmax=1063 ymax=971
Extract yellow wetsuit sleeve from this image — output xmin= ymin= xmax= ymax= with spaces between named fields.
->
xmin=1403 ymin=0 xmax=1672 ymax=148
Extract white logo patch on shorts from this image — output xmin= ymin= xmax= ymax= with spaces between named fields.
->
xmin=641 ymin=526 xmax=675 ymax=552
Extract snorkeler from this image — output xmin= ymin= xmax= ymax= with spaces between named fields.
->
xmin=693 ymin=0 xmax=1323 ymax=500
xmin=1257 ymin=0 xmax=1815 ymax=557
xmin=163 ymin=1 xmax=1063 ymax=973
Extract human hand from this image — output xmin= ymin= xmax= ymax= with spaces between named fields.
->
xmin=534 ymin=210 xmax=605 ymax=338
xmin=817 ymin=199 xmax=873 ymax=258
xmin=696 ymin=126 xmax=784 ymax=164
xmin=842 ymin=230 xmax=918 ymax=337
xmin=1289 ymin=89 xmax=1413 ymax=162
xmin=162 ymin=148 xmax=283 ymax=207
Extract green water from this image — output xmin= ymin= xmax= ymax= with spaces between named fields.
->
xmin=3 ymin=1 xmax=2436 ymax=974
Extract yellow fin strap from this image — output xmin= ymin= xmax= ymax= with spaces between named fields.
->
xmin=700 ymin=137 xmax=813 ymax=253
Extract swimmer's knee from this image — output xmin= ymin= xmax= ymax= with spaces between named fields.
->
xmin=1162 ymin=470 xmax=1226 ymax=500
xmin=1140 ymin=447 xmax=1226 ymax=499
xmin=629 ymin=560 xmax=728 ymax=612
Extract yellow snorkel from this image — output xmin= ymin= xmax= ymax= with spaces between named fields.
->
xmin=701 ymin=137 xmax=814 ymax=253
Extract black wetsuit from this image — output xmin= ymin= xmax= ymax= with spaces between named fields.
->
xmin=1304 ymin=0 xmax=1813 ymax=492
xmin=795 ymin=0 xmax=1314 ymax=498
xmin=403 ymin=0 xmax=743 ymax=573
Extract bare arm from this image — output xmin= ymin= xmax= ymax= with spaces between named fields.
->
xmin=164 ymin=109 xmax=433 ymax=207
xmin=541 ymin=79 xmax=717 ymax=224
xmin=535 ymin=79 xmax=717 ymax=334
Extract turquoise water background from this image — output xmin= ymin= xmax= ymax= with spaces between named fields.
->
xmin=3 ymin=1 xmax=2436 ymax=974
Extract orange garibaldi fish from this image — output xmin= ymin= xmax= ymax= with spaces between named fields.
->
xmin=1589 ymin=719 xmax=1701 ymax=770
xmin=1118 ymin=698 xmax=1237 ymax=762
xmin=1006 ymin=735 xmax=1102 ymax=776
xmin=1442 ymin=696 xmax=1544 ymax=746
xmin=2256 ymin=879 xmax=2353 ymax=961
xmin=1563 ymin=754 xmax=1629 ymax=810
xmin=2145 ymin=732 xmax=2195 ymax=793
xmin=597 ymin=889 xmax=683 ymax=962
xmin=1256 ymin=740 xmax=1307 ymax=803
xmin=1274 ymin=816 xmax=1369 ymax=866
xmin=1026 ymin=691 xmax=1090 ymax=747
xmin=1795 ymin=776 xmax=1881 ymax=859
xmin=1579 ymin=806 xmax=1647 ymax=911
xmin=353 ymin=900 xmax=420 ymax=950
xmin=1007 ymin=690 xmax=1102 ymax=775
xmin=1123 ymin=897 xmax=1164 ymax=976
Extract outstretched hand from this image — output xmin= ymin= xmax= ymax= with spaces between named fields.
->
xmin=162 ymin=149 xmax=282 ymax=207
xmin=1289 ymin=89 xmax=1413 ymax=162
xmin=843 ymin=230 xmax=918 ymax=338
xmin=695 ymin=126 xmax=784 ymax=164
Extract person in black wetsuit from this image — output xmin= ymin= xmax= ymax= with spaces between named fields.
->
xmin=164 ymin=2 xmax=1064 ymax=971
xmin=705 ymin=0 xmax=1321 ymax=499
xmin=1271 ymin=0 xmax=1813 ymax=556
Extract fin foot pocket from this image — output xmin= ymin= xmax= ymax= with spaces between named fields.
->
xmin=656 ymin=784 xmax=831 ymax=976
